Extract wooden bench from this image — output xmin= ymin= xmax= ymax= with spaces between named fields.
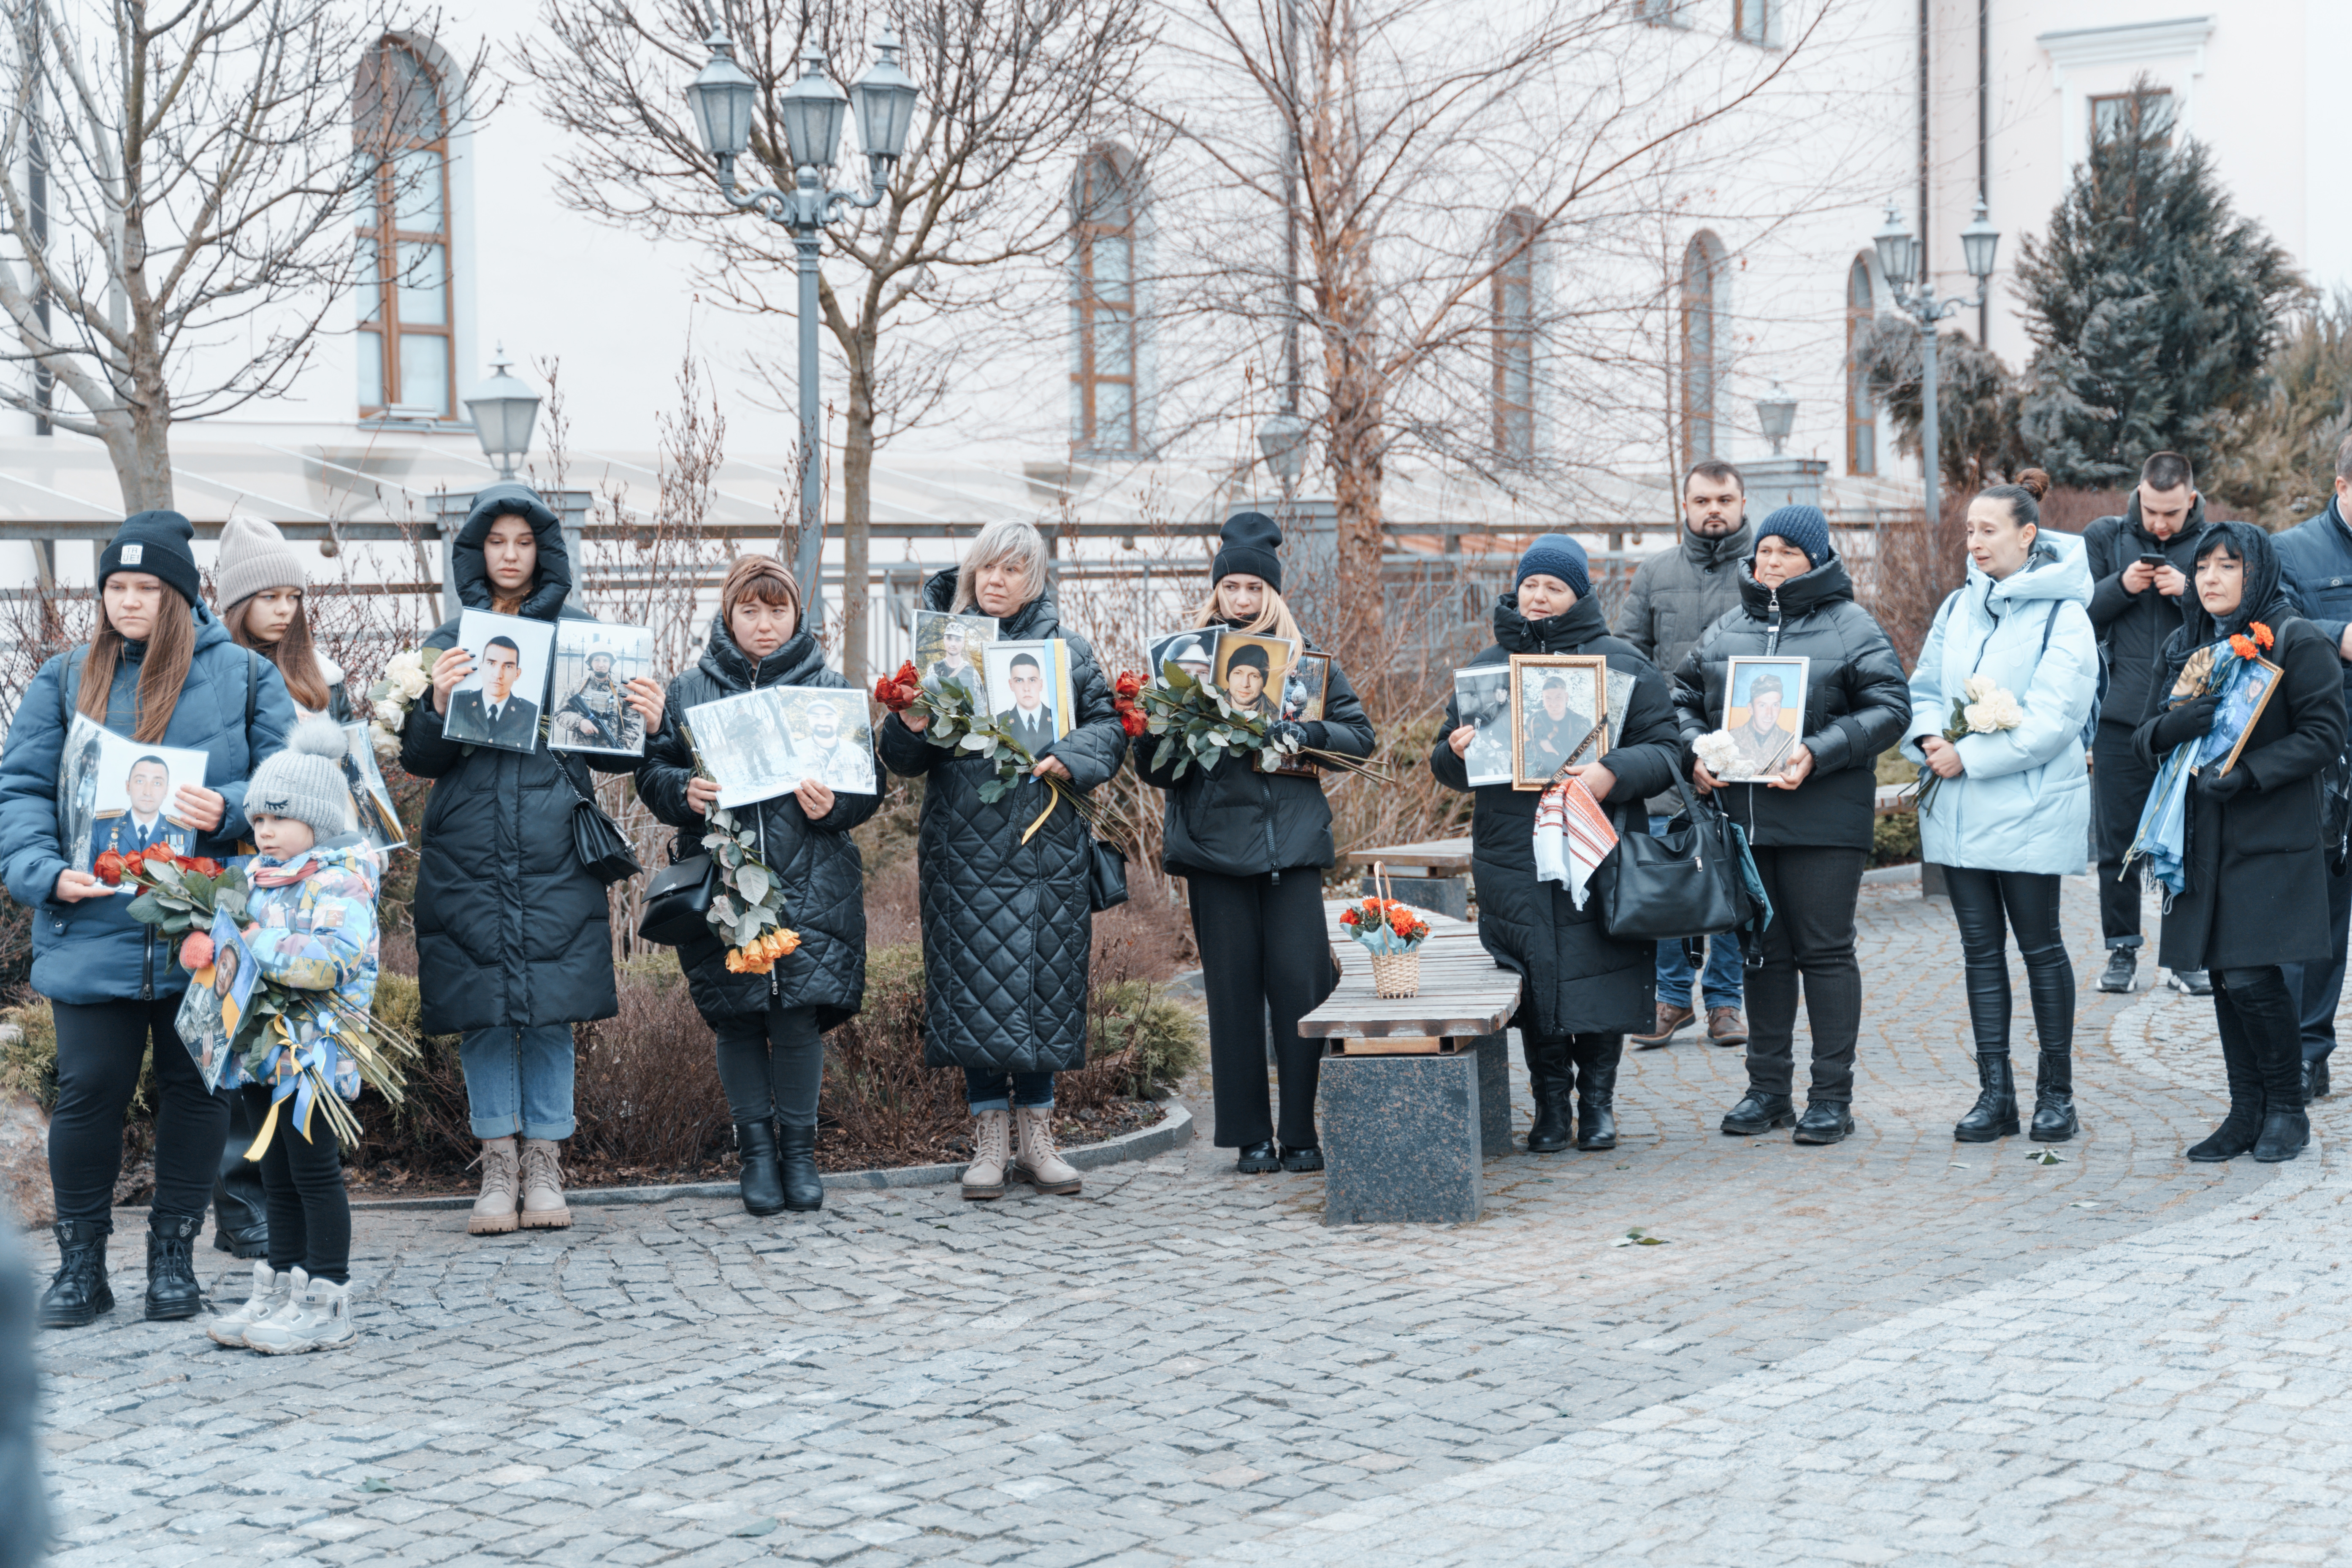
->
xmin=1302 ymin=900 xmax=1523 ymax=1226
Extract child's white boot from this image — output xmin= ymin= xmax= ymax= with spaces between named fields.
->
xmin=206 ymin=1259 xmax=290 ymax=1347
xmin=242 ymin=1267 xmax=357 ymax=1354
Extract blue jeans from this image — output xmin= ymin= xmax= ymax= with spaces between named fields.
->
xmin=1651 ymin=815 xmax=1745 ymax=1009
xmin=963 ymin=1068 xmax=1055 ymax=1111
xmin=460 ymin=1025 xmax=577 ymax=1140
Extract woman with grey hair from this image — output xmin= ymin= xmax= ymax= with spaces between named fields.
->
xmin=879 ymin=520 xmax=1127 ymax=1202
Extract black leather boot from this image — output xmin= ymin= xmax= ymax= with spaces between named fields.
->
xmin=1720 ymin=1091 xmax=1796 ymax=1135
xmin=2030 ymin=1049 xmax=2079 ymax=1142
xmin=737 ymin=1120 xmax=786 ymax=1215
xmin=143 ymin=1211 xmax=206 ymax=1321
xmin=777 ymin=1121 xmax=824 ymax=1212
xmin=36 ymin=1220 xmax=113 ymax=1330
xmin=2235 ymin=968 xmax=2313 ymax=1165
xmin=1524 ymin=1037 xmax=1574 ymax=1153
xmin=1791 ymin=1101 xmax=1855 ymax=1144
xmin=1953 ymin=1053 xmax=2020 ymax=1142
xmin=2188 ymin=998 xmax=2264 ymax=1162
xmin=212 ymin=1093 xmax=270 ymax=1257
xmin=2253 ymin=1108 xmax=2310 ymax=1163
xmin=1573 ymin=1035 xmax=1619 ymax=1151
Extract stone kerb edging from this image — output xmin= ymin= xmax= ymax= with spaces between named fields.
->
xmin=349 ymin=1099 xmax=1193 ymax=1212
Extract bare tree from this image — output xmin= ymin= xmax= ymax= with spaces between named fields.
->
xmin=520 ymin=0 xmax=1154 ymax=685
xmin=0 ymin=0 xmax=487 ymax=510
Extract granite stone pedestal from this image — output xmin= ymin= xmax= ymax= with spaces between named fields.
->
xmin=1471 ymin=1031 xmax=1513 ymax=1157
xmin=1320 ymin=1050 xmax=1484 ymax=1226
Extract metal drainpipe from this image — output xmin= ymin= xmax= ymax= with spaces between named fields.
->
xmin=1978 ymin=0 xmax=1991 ymax=347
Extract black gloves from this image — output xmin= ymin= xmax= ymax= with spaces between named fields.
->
xmin=2150 ymin=694 xmax=2220 ymax=752
xmin=1268 ymin=720 xmax=1309 ymax=749
xmin=2195 ymin=765 xmax=2251 ymax=802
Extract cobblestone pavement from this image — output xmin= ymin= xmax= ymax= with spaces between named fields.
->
xmin=25 ymin=878 xmax=2344 ymax=1566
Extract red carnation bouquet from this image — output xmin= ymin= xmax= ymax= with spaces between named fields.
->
xmin=1337 ymin=895 xmax=1430 ymax=955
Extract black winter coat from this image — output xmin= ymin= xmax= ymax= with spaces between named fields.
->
xmin=1135 ymin=634 xmax=1375 ymax=878
xmin=1430 ymin=593 xmax=1682 ymax=1038
xmin=2269 ymin=495 xmax=2352 ymax=715
xmin=401 ymin=483 xmax=631 ymax=1036
xmin=1670 ymin=552 xmax=1910 ymax=850
xmin=638 ymin=618 xmax=880 ymax=1033
xmin=876 ymin=572 xmax=1128 ymax=1074
xmin=2085 ymin=495 xmax=2211 ymax=731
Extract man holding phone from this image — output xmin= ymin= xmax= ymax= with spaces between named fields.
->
xmin=2083 ymin=452 xmax=2211 ymax=996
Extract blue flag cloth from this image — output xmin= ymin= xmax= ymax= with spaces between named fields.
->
xmin=2124 ymin=639 xmax=2273 ymax=899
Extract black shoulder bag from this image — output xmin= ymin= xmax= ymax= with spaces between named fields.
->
xmin=557 ymin=754 xmax=642 ymax=885
xmin=639 ymin=837 xmax=718 ymax=945
xmin=1593 ymin=789 xmax=1764 ymax=944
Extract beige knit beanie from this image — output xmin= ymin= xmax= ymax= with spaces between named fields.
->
xmin=213 ymin=512 xmax=308 ymax=613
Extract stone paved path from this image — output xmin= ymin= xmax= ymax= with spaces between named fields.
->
xmin=24 ymin=879 xmax=2346 ymax=1565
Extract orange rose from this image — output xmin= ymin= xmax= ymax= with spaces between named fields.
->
xmin=93 ymin=849 xmax=126 ymax=886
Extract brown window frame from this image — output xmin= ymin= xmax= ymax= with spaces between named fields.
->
xmin=1733 ymin=0 xmax=1773 ymax=45
xmin=1845 ymin=255 xmax=1877 ymax=477
xmin=2090 ymin=88 xmax=2173 ymax=151
xmin=1073 ymin=149 xmax=1139 ymax=455
xmin=1680 ymin=235 xmax=1721 ymax=466
xmin=356 ymin=40 xmax=455 ymax=420
xmin=1492 ymin=209 xmax=1537 ymax=462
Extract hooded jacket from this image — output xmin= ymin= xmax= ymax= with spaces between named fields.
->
xmin=1134 ymin=634 xmax=1375 ymax=879
xmin=1670 ymin=551 xmax=1910 ymax=850
xmin=638 ymin=617 xmax=880 ymax=1032
xmin=2084 ymin=492 xmax=2210 ymax=731
xmin=2135 ymin=521 xmax=2347 ymax=972
xmin=222 ymin=834 xmax=381 ymax=1101
xmin=1617 ymin=520 xmax=1755 ymax=813
xmin=1428 ymin=592 xmax=1682 ymax=1038
xmin=400 ymin=482 xmax=626 ymax=1035
xmin=0 ymin=603 xmax=295 ymax=1006
xmin=875 ymin=570 xmax=1128 ymax=1074
xmin=1902 ymin=538 xmax=2099 ymax=875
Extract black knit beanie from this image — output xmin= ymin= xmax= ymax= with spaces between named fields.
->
xmin=99 ymin=510 xmax=202 ymax=607
xmin=1212 ymin=511 xmax=1284 ymax=594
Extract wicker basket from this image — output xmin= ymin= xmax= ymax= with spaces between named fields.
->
xmin=1366 ymin=861 xmax=1423 ymax=997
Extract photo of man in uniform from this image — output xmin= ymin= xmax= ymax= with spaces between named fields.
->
xmin=1456 ymin=669 xmax=1513 ymax=786
xmin=929 ymin=623 xmax=972 ymax=687
xmin=98 ymin=754 xmax=179 ymax=856
xmin=1523 ymin=675 xmax=1596 ymax=775
xmin=999 ymin=652 xmax=1057 ymax=756
xmin=553 ymin=650 xmax=642 ymax=753
xmin=1727 ymin=670 xmax=1798 ymax=778
xmin=446 ymin=635 xmax=541 ymax=749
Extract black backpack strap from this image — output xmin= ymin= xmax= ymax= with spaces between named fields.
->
xmin=247 ymin=650 xmax=259 ymax=727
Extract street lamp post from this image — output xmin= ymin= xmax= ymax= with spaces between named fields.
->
xmin=1257 ymin=411 xmax=1311 ymax=499
xmin=463 ymin=343 xmax=542 ymax=479
xmin=1754 ymin=382 xmax=1797 ymax=457
xmin=688 ymin=32 xmax=921 ymax=633
xmin=1874 ymin=197 xmax=2000 ymax=533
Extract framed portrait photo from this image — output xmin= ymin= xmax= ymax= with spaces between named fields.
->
xmin=176 ymin=907 xmax=259 ymax=1093
xmin=78 ymin=722 xmax=210 ymax=878
xmin=1213 ymin=634 xmax=1298 ymax=727
xmin=1147 ymin=628 xmax=1221 ymax=687
xmin=548 ymin=622 xmax=655 ymax=756
xmin=1718 ymin=655 xmax=1810 ymax=783
xmin=685 ymin=688 xmax=802 ymax=810
xmin=983 ymin=639 xmax=1076 ymax=755
xmin=442 ymin=609 xmax=555 ymax=753
xmin=2197 ymin=657 xmax=2284 ymax=777
xmin=1452 ymin=666 xmax=1515 ymax=788
xmin=771 ymin=687 xmax=879 ymax=796
xmin=1509 ymin=654 xmax=1608 ymax=790
xmin=1268 ymin=651 xmax=1335 ymax=779
xmin=915 ymin=610 xmax=997 ymax=694
xmin=338 ymin=722 xmax=407 ymax=853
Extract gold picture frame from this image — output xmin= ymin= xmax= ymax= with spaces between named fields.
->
xmin=1509 ymin=654 xmax=1608 ymax=790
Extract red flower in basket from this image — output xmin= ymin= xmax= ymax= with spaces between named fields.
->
xmin=1339 ymin=905 xmax=1362 ymax=928
xmin=93 ymin=849 xmax=126 ymax=886
xmin=872 ymin=661 xmax=922 ymax=712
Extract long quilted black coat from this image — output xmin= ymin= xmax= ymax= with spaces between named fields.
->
xmin=1429 ymin=592 xmax=1682 ymax=1039
xmin=401 ymin=483 xmax=630 ymax=1035
xmin=876 ymin=571 xmax=1128 ymax=1074
xmin=638 ymin=618 xmax=880 ymax=1032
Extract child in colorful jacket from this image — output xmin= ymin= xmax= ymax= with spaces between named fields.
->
xmin=203 ymin=718 xmax=381 ymax=1355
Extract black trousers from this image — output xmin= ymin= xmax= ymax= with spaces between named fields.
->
xmin=2279 ymin=851 xmax=2352 ymax=1067
xmin=1943 ymin=868 xmax=2073 ymax=1057
xmin=2213 ymin=967 xmax=2305 ymax=1110
xmin=712 ymin=1003 xmax=825 ymax=1128
xmin=48 ymin=996 xmax=230 ymax=1228
xmin=1743 ymin=846 xmax=1866 ymax=1102
xmin=247 ymin=1085 xmax=350 ymax=1284
xmin=1188 ymin=869 xmax=1336 ymax=1149
xmin=2091 ymin=721 xmax=2155 ymax=948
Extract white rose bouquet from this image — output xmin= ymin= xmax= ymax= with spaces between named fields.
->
xmin=1693 ymin=729 xmax=1741 ymax=779
xmin=1916 ymin=674 xmax=2023 ymax=815
xmin=365 ymin=648 xmax=434 ymax=760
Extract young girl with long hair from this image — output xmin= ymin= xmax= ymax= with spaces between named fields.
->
xmin=212 ymin=513 xmax=352 ymax=721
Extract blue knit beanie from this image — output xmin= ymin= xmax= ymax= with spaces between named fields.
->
xmin=1514 ymin=533 xmax=1590 ymax=600
xmin=1756 ymin=504 xmax=1831 ymax=569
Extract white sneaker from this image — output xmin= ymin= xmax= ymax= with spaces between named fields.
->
xmin=241 ymin=1267 xmax=357 ymax=1354
xmin=961 ymin=1109 xmax=1011 ymax=1201
xmin=206 ymin=1260 xmax=290 ymax=1347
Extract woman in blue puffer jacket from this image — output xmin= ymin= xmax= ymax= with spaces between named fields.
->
xmin=1904 ymin=470 xmax=2098 ymax=1148
xmin=0 ymin=511 xmax=295 ymax=1329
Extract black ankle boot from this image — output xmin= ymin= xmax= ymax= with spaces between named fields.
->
xmin=777 ymin=1121 xmax=824 ymax=1212
xmin=1720 ymin=1091 xmax=1796 ymax=1136
xmin=1574 ymin=1036 xmax=1620 ymax=1151
xmin=143 ymin=1211 xmax=206 ymax=1321
xmin=2252 ymin=1108 xmax=2310 ymax=1163
xmin=1953 ymin=1053 xmax=2020 ymax=1142
xmin=37 ymin=1220 xmax=113 ymax=1330
xmin=1524 ymin=1037 xmax=1573 ymax=1153
xmin=2030 ymin=1049 xmax=2079 ymax=1142
xmin=736 ymin=1120 xmax=786 ymax=1216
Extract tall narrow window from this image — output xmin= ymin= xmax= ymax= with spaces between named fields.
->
xmin=356 ymin=41 xmax=453 ymax=418
xmin=1680 ymin=234 xmax=1724 ymax=465
xmin=1845 ymin=255 xmax=1877 ymax=476
xmin=1733 ymin=0 xmax=1773 ymax=44
xmin=1493 ymin=209 xmax=1537 ymax=462
xmin=2091 ymin=87 xmax=2173 ymax=150
xmin=1073 ymin=148 xmax=1139 ymax=454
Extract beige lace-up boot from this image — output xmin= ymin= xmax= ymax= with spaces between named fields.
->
xmin=960 ymin=1109 xmax=1011 ymax=1201
xmin=1012 ymin=1105 xmax=1081 ymax=1196
xmin=469 ymin=1137 xmax=520 ymax=1235
xmin=518 ymin=1138 xmax=571 ymax=1229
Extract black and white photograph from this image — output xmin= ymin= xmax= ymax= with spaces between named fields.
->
xmin=1453 ymin=666 xmax=1515 ymax=788
xmin=1720 ymin=655 xmax=1810 ymax=782
xmin=686 ymin=688 xmax=802 ymax=810
xmin=916 ymin=609 xmax=996 ymax=691
xmin=772 ymin=688 xmax=879 ymax=796
xmin=1510 ymin=653 xmax=1608 ymax=790
xmin=983 ymin=639 xmax=1076 ymax=754
xmin=1147 ymin=628 xmax=1220 ymax=686
xmin=81 ymin=725 xmax=209 ymax=872
xmin=548 ymin=622 xmax=656 ymax=756
xmin=1212 ymin=634 xmax=1297 ymax=724
xmin=442 ymin=609 xmax=555 ymax=753
xmin=339 ymin=722 xmax=407 ymax=853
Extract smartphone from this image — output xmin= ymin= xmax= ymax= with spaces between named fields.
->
xmin=2137 ymin=553 xmax=2169 ymax=568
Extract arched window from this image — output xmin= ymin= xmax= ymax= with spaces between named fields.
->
xmin=1072 ymin=147 xmax=1141 ymax=454
xmin=1493 ymin=209 xmax=1537 ymax=462
xmin=1679 ymin=233 xmax=1725 ymax=465
xmin=1845 ymin=254 xmax=1877 ymax=476
xmin=356 ymin=40 xmax=453 ymax=418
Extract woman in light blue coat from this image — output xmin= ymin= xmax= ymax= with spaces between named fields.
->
xmin=1904 ymin=471 xmax=2098 ymax=1146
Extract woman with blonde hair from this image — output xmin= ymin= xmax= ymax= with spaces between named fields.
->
xmin=878 ymin=519 xmax=1127 ymax=1201
xmin=1136 ymin=512 xmax=1374 ymax=1172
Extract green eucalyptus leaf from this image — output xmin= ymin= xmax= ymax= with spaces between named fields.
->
xmin=125 ymin=891 xmax=165 ymax=923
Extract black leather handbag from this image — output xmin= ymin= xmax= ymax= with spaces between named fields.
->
xmin=558 ymin=756 xmax=643 ymax=886
xmin=1593 ymin=793 xmax=1752 ymax=942
xmin=638 ymin=849 xmax=718 ymax=946
xmin=1087 ymin=837 xmax=1130 ymax=912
